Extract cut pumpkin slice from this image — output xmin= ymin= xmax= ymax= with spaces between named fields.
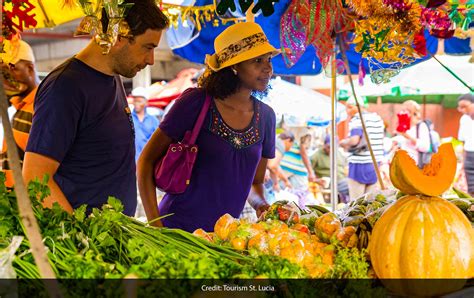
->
xmin=389 ymin=143 xmax=457 ymax=196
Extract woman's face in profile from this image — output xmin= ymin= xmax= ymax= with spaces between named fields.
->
xmin=234 ymin=53 xmax=274 ymax=92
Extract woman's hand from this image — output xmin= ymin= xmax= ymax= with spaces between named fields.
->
xmin=256 ymin=203 xmax=270 ymax=219
xmin=149 ymin=219 xmax=163 ymax=228
xmin=273 ymin=182 xmax=281 ymax=192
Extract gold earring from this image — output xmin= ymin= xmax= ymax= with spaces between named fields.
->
xmin=232 ymin=68 xmax=237 ymax=75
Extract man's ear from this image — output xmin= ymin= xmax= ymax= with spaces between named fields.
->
xmin=112 ymin=35 xmax=132 ymax=50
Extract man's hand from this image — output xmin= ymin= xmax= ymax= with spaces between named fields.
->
xmin=23 ymin=152 xmax=73 ymax=213
xmin=308 ymin=173 xmax=317 ymax=182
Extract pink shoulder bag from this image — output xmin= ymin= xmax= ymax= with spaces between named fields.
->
xmin=153 ymin=94 xmax=211 ymax=194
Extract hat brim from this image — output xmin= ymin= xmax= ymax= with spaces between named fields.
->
xmin=206 ymin=43 xmax=281 ymax=72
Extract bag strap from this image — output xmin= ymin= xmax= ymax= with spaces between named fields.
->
xmin=188 ymin=94 xmax=211 ymax=144
xmin=417 ymin=120 xmax=433 ymax=153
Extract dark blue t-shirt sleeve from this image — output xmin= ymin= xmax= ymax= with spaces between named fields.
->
xmin=159 ymin=88 xmax=205 ymax=142
xmin=262 ymin=104 xmax=276 ymax=159
xmin=26 ymin=78 xmax=82 ymax=162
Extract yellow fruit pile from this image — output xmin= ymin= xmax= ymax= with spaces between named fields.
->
xmin=193 ymin=212 xmax=359 ymax=277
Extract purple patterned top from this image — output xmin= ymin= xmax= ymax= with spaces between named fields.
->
xmin=158 ymin=88 xmax=276 ymax=232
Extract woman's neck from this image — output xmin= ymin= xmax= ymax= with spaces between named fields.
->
xmin=223 ymin=88 xmax=252 ymax=104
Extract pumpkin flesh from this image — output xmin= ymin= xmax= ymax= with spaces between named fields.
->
xmin=390 ymin=143 xmax=457 ymax=197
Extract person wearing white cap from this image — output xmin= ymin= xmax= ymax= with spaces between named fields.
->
xmin=130 ymin=87 xmax=160 ymax=219
xmin=0 ymin=39 xmax=40 ymax=187
xmin=130 ymin=87 xmax=159 ymax=162
xmin=22 ymin=0 xmax=169 ymax=216
xmin=340 ymin=96 xmax=384 ymax=200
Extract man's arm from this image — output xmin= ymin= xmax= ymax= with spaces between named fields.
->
xmin=300 ymin=144 xmax=316 ymax=182
xmin=22 ymin=152 xmax=73 ymax=213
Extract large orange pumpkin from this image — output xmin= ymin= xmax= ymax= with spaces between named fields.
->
xmin=370 ymin=143 xmax=474 ymax=296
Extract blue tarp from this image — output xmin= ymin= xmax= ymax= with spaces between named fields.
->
xmin=170 ymin=0 xmax=472 ymax=75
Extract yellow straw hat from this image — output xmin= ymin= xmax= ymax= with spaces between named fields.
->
xmin=205 ymin=22 xmax=280 ymax=72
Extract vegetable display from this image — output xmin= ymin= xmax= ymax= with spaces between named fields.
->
xmin=370 ymin=143 xmax=474 ymax=296
xmin=1 ymin=138 xmax=473 ymax=298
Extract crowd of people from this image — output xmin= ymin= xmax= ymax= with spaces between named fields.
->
xmin=1 ymin=0 xmax=473 ymax=232
xmin=241 ymin=92 xmax=473 ymax=219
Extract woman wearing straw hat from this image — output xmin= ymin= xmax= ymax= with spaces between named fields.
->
xmin=137 ymin=22 xmax=280 ymax=232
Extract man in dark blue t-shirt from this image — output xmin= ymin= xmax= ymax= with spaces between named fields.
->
xmin=23 ymin=1 xmax=169 ymax=216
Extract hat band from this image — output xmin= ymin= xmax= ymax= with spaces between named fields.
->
xmin=216 ymin=32 xmax=269 ymax=66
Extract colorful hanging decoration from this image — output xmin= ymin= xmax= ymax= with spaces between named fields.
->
xmin=74 ymin=0 xmax=103 ymax=37
xmin=95 ymin=0 xmax=134 ymax=54
xmin=280 ymin=0 xmax=353 ymax=69
xmin=2 ymin=0 xmax=38 ymax=41
xmin=216 ymin=0 xmax=279 ymax=17
xmin=161 ymin=3 xmax=219 ymax=32
xmin=73 ymin=0 xmax=133 ymax=54
xmin=279 ymin=0 xmax=308 ymax=68
xmin=347 ymin=0 xmax=425 ymax=82
xmin=0 ymin=34 xmax=21 ymax=63
xmin=446 ymin=0 xmax=473 ymax=32
xmin=422 ymin=5 xmax=455 ymax=38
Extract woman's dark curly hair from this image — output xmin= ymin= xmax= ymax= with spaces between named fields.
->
xmin=198 ymin=66 xmax=269 ymax=100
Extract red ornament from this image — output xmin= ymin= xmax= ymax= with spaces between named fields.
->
xmin=396 ymin=110 xmax=411 ymax=133
xmin=413 ymin=30 xmax=427 ymax=57
xmin=4 ymin=0 xmax=38 ymax=34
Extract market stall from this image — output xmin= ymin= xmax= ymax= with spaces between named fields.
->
xmin=1 ymin=143 xmax=473 ymax=295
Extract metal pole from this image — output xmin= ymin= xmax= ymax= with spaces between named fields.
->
xmin=330 ymin=49 xmax=338 ymax=211
xmin=0 ymin=80 xmax=62 ymax=296
xmin=0 ymin=40 xmax=61 ymax=298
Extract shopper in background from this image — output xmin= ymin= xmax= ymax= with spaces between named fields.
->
xmin=23 ymin=0 xmax=169 ymax=216
xmin=268 ymin=131 xmax=295 ymax=191
xmin=130 ymin=87 xmax=160 ymax=219
xmin=398 ymin=100 xmax=432 ymax=168
xmin=0 ymin=39 xmax=39 ymax=187
xmin=131 ymin=87 xmax=159 ymax=162
xmin=280 ymin=129 xmax=317 ymax=204
xmin=340 ymin=97 xmax=384 ymax=200
xmin=457 ymin=93 xmax=474 ymax=196
xmin=311 ymin=134 xmax=349 ymax=203
xmin=280 ymin=131 xmax=316 ymax=188
xmin=138 ymin=22 xmax=279 ymax=232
